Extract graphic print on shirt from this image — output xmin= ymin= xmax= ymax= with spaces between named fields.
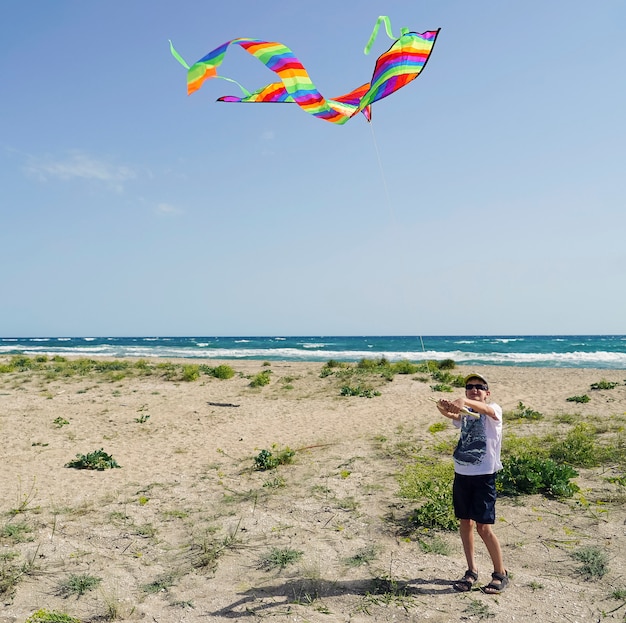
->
xmin=453 ymin=414 xmax=486 ymax=465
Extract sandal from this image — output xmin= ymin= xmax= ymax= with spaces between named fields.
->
xmin=453 ymin=569 xmax=478 ymax=592
xmin=481 ymin=570 xmax=509 ymax=594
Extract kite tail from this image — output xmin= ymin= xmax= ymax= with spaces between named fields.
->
xmin=169 ymin=38 xmax=252 ymax=97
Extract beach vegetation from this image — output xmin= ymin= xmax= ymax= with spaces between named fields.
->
xmin=549 ymin=423 xmax=595 ymax=466
xmin=181 ymin=364 xmax=200 ymax=382
xmin=254 ymin=445 xmax=295 ymax=470
xmin=398 ymin=460 xmax=457 ymax=531
xmin=432 ymin=438 xmax=456 ymax=454
xmin=249 ymin=370 xmax=272 ymax=387
xmin=590 ymin=379 xmax=619 ymax=390
xmin=572 ymin=545 xmax=609 ymax=579
xmin=430 ymin=383 xmax=453 ymax=392
xmin=428 ymin=422 xmax=448 ymax=433
xmin=359 ymin=575 xmax=415 ymax=612
xmin=502 ymin=432 xmax=549 ymax=458
xmin=259 ymin=547 xmax=303 ymax=570
xmin=65 ymin=448 xmax=121 ymax=470
xmin=9 ymin=478 xmax=39 ymax=515
xmin=141 ymin=572 xmax=177 ymax=594
xmin=497 ymin=456 xmax=579 ymax=498
xmin=57 ymin=573 xmax=101 ymax=597
xmin=340 ymin=384 xmax=381 ymax=398
xmin=505 ymin=401 xmax=544 ymax=421
xmin=566 ymin=394 xmax=591 ymax=403
xmin=463 ymin=598 xmax=494 ymax=620
xmin=211 ymin=364 xmax=236 ymax=379
xmin=1 ymin=522 xmax=34 ymax=543
xmin=24 ymin=609 xmax=81 ymax=623
xmin=437 ymin=358 xmax=457 ymax=370
xmin=417 ymin=533 xmax=452 ymax=555
xmin=343 ymin=545 xmax=379 ymax=567
xmin=0 ymin=355 xmax=239 ymax=385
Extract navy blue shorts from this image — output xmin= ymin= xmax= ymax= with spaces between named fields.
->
xmin=453 ymin=472 xmax=497 ymax=524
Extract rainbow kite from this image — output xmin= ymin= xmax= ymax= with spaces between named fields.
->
xmin=170 ymin=16 xmax=440 ymax=124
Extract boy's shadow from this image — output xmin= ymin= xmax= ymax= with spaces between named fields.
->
xmin=210 ymin=576 xmax=456 ymax=618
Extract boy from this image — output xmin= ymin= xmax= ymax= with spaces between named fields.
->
xmin=436 ymin=373 xmax=509 ymax=594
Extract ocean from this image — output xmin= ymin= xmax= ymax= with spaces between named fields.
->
xmin=1 ymin=335 xmax=626 ymax=369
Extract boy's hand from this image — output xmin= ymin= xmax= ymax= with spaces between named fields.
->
xmin=438 ymin=398 xmax=464 ymax=414
xmin=437 ymin=397 xmax=465 ymax=419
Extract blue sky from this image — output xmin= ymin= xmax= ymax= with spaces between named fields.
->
xmin=1 ymin=0 xmax=625 ymax=337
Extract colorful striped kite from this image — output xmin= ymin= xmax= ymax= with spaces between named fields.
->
xmin=170 ymin=17 xmax=440 ymax=124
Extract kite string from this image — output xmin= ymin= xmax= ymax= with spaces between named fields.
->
xmin=368 ymin=121 xmax=427 ymax=356
xmin=368 ymin=121 xmax=395 ymax=225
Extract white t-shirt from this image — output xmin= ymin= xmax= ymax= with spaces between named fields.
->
xmin=452 ymin=403 xmax=503 ymax=476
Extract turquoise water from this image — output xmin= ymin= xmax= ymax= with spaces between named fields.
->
xmin=1 ymin=335 xmax=626 ymax=368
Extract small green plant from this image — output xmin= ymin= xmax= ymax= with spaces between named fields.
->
xmin=1 ymin=522 xmax=34 ymax=543
xmin=361 ymin=575 xmax=415 ymax=611
xmin=263 ymin=476 xmax=286 ymax=489
xmin=259 ymin=547 xmax=303 ymax=570
xmin=430 ymin=384 xmax=453 ymax=393
xmin=344 ymin=545 xmax=378 ymax=567
xmin=590 ymin=379 xmax=619 ymax=390
xmin=417 ymin=534 xmax=452 ymax=555
xmin=497 ymin=456 xmax=579 ymax=498
xmin=428 ymin=422 xmax=448 ymax=433
xmin=53 ymin=417 xmax=70 ymax=428
xmin=57 ymin=573 xmax=102 ymax=597
xmin=134 ymin=414 xmax=150 ymax=423
xmin=65 ymin=448 xmax=121 ymax=470
xmin=210 ymin=364 xmax=235 ymax=379
xmin=549 ymin=423 xmax=600 ymax=467
xmin=25 ymin=609 xmax=81 ymax=623
xmin=398 ymin=460 xmax=457 ymax=531
xmin=340 ymin=385 xmax=381 ymax=398
xmin=506 ymin=401 xmax=543 ymax=420
xmin=463 ymin=598 xmax=494 ymax=619
xmin=254 ymin=446 xmax=295 ymax=470
xmin=249 ymin=370 xmax=272 ymax=387
xmin=181 ymin=364 xmax=200 ymax=382
xmin=141 ymin=573 xmax=177 ymax=594
xmin=571 ymin=545 xmax=609 ymax=579
xmin=566 ymin=394 xmax=590 ymax=404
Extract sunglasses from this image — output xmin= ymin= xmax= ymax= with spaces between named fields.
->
xmin=466 ymin=383 xmax=488 ymax=391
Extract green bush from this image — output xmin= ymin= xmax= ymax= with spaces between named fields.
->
xmin=249 ymin=370 xmax=272 ymax=388
xmin=211 ymin=364 xmax=235 ymax=379
xmin=572 ymin=546 xmax=609 ymax=579
xmin=57 ymin=573 xmax=101 ymax=597
xmin=340 ymin=385 xmax=381 ymax=398
xmin=437 ymin=359 xmax=457 ymax=370
xmin=505 ymin=401 xmax=544 ymax=421
xmin=497 ymin=456 xmax=579 ymax=498
xmin=590 ymin=379 xmax=619 ymax=390
xmin=259 ymin=547 xmax=303 ymax=570
xmin=391 ymin=361 xmax=420 ymax=375
xmin=181 ymin=364 xmax=200 ymax=382
xmin=566 ymin=394 xmax=590 ymax=404
xmin=253 ymin=446 xmax=295 ymax=471
xmin=398 ymin=461 xmax=457 ymax=531
xmin=65 ymin=449 xmax=121 ymax=471
xmin=430 ymin=384 xmax=453 ymax=393
xmin=549 ymin=423 xmax=600 ymax=467
xmin=25 ymin=610 xmax=81 ymax=623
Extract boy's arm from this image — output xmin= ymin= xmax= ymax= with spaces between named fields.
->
xmin=437 ymin=397 xmax=499 ymax=421
xmin=462 ymin=398 xmax=498 ymax=420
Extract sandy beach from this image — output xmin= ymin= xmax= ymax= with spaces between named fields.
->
xmin=1 ymin=357 xmax=625 ymax=623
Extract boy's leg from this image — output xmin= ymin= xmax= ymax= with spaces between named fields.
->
xmin=475 ymin=523 xmax=505 ymax=575
xmin=460 ymin=519 xmax=477 ymax=573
